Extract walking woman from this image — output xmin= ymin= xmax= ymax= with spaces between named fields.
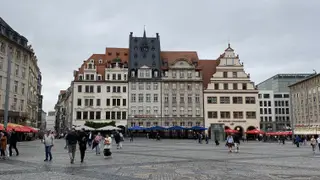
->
xmin=103 ymin=134 xmax=112 ymax=158
xmin=0 ymin=131 xmax=7 ymax=159
xmin=43 ymin=130 xmax=54 ymax=161
xmin=226 ymin=134 xmax=234 ymax=153
xmin=310 ymin=135 xmax=317 ymax=154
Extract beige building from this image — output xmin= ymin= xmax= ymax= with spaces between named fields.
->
xmin=161 ymin=52 xmax=204 ymax=127
xmin=0 ymin=17 xmax=42 ymax=127
xmin=289 ymin=73 xmax=320 ymax=134
xmin=202 ymin=44 xmax=260 ymax=134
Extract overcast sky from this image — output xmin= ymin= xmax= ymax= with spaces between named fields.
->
xmin=1 ymin=0 xmax=319 ymax=113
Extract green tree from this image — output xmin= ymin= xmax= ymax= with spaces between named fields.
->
xmin=84 ymin=121 xmax=116 ymax=129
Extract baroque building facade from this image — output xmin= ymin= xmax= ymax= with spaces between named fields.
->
xmin=202 ymin=44 xmax=259 ymax=135
xmin=127 ymin=31 xmax=162 ymax=127
xmin=161 ymin=52 xmax=204 ymax=127
xmin=0 ymin=17 xmax=42 ymax=127
xmin=72 ymin=48 xmax=129 ymax=129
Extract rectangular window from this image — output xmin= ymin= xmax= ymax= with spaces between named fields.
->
xmin=245 ymin=97 xmax=256 ymax=104
xmin=214 ymin=83 xmax=219 ymax=90
xmin=112 ymin=86 xmax=117 ymax=92
xmin=260 ymin=108 xmax=263 ymax=114
xmin=77 ymin=99 xmax=82 ymax=106
xmin=112 ymin=99 xmax=116 ymax=106
xmin=117 ymin=86 xmax=121 ymax=93
xmin=233 ymin=83 xmax=238 ymax=90
xmin=90 ymin=85 xmax=94 ymax=93
xmin=117 ymin=74 xmax=121 ymax=80
xmin=195 ymin=94 xmax=200 ymax=103
xmin=153 ymin=94 xmax=158 ymax=102
xmin=97 ymin=86 xmax=101 ymax=93
xmin=232 ymin=72 xmax=237 ymax=78
xmin=131 ymin=83 xmax=136 ymax=90
xmin=78 ymin=85 xmax=82 ymax=92
xmin=122 ymin=99 xmax=126 ymax=106
xmin=106 ymin=99 xmax=110 ymax=106
xmin=111 ymin=112 xmax=116 ymax=119
xmin=22 ymin=67 xmax=26 ymax=78
xmin=246 ymin=111 xmax=256 ymax=119
xmin=122 ymin=86 xmax=126 ymax=93
xmin=233 ymin=111 xmax=243 ymax=119
xmin=242 ymin=83 xmax=247 ymax=90
xmin=138 ymin=94 xmax=143 ymax=102
xmin=89 ymin=99 xmax=93 ymax=106
xmin=146 ymin=94 xmax=151 ymax=102
xmin=263 ymin=94 xmax=270 ymax=99
xmin=153 ymin=83 xmax=158 ymax=90
xmin=187 ymin=84 xmax=192 ymax=90
xmin=139 ymin=83 xmax=144 ymax=90
xmin=131 ymin=94 xmax=136 ymax=102
xmin=76 ymin=112 xmax=82 ymax=119
xmin=220 ymin=97 xmax=230 ymax=104
xmin=220 ymin=111 xmax=230 ymax=119
xmin=112 ymin=74 xmax=116 ymax=80
xmin=14 ymin=81 xmax=18 ymax=93
xmin=106 ymin=111 xmax=111 ymax=119
xmin=106 ymin=86 xmax=110 ymax=92
xmin=122 ymin=112 xmax=126 ymax=120
xmin=172 ymin=94 xmax=177 ymax=103
xmin=117 ymin=99 xmax=121 ymax=106
xmin=85 ymin=85 xmax=89 ymax=92
xmin=207 ymin=111 xmax=218 ymax=118
xmin=83 ymin=112 xmax=88 ymax=119
xmin=96 ymin=99 xmax=101 ymax=106
xmin=223 ymin=72 xmax=228 ymax=78
xmin=232 ymin=97 xmax=243 ymax=104
xmin=90 ymin=74 xmax=95 ymax=80
xmin=223 ymin=83 xmax=228 ymax=90
xmin=164 ymin=94 xmax=169 ymax=103
xmin=207 ymin=96 xmax=217 ymax=104
xmin=116 ymin=112 xmax=121 ymax=119
xmin=180 ymin=94 xmax=184 ymax=103
xmin=188 ymin=94 xmax=192 ymax=103
xmin=21 ymin=83 xmax=25 ymax=95
xmin=15 ymin=64 xmax=19 ymax=76
xmin=89 ymin=111 xmax=95 ymax=119
xmin=146 ymin=82 xmax=151 ymax=90
xmin=96 ymin=111 xmax=101 ymax=120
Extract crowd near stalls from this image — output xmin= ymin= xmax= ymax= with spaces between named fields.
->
xmin=0 ymin=123 xmax=39 ymax=141
xmin=127 ymin=126 xmax=208 ymax=139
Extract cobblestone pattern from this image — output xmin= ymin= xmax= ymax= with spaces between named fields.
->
xmin=0 ymin=139 xmax=320 ymax=179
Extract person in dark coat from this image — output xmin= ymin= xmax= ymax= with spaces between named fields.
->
xmin=66 ymin=128 xmax=78 ymax=164
xmin=233 ymin=134 xmax=240 ymax=153
xmin=77 ymin=128 xmax=87 ymax=163
xmin=9 ymin=129 xmax=19 ymax=156
xmin=114 ymin=131 xmax=121 ymax=149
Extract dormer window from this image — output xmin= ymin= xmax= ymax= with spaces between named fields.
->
xmin=79 ymin=75 xmax=83 ymax=81
xmin=139 ymin=70 xmax=144 ymax=78
xmin=164 ymin=71 xmax=168 ymax=77
xmin=154 ymin=71 xmax=158 ymax=77
xmin=90 ymin=74 xmax=95 ymax=80
xmin=97 ymin=75 xmax=102 ymax=80
xmin=146 ymin=70 xmax=150 ymax=77
xmin=108 ymin=52 xmax=112 ymax=56
xmin=90 ymin=59 xmax=94 ymax=63
xmin=88 ymin=64 xmax=93 ymax=69
xmin=98 ymin=59 xmax=102 ymax=64
xmin=131 ymin=70 xmax=135 ymax=77
xmin=106 ymin=74 xmax=110 ymax=80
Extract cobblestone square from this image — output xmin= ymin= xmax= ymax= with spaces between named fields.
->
xmin=0 ymin=139 xmax=319 ymax=180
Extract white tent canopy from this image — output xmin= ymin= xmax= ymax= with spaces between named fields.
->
xmin=74 ymin=125 xmax=95 ymax=131
xmin=97 ymin=126 xmax=121 ymax=131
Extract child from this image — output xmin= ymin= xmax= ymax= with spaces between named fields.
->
xmin=103 ymin=135 xmax=112 ymax=158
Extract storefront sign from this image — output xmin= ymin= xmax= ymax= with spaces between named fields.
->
xmin=134 ymin=115 xmax=155 ymax=118
xmin=218 ymin=120 xmax=247 ymax=123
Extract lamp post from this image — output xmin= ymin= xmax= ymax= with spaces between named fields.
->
xmin=4 ymin=47 xmax=13 ymax=130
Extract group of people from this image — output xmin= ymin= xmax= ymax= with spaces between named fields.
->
xmin=0 ymin=129 xmax=20 ymax=159
xmin=225 ymin=133 xmax=241 ymax=153
xmin=42 ymin=128 xmax=123 ymax=164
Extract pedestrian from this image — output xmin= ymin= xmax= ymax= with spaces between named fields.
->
xmin=0 ymin=131 xmax=7 ymax=159
xmin=316 ymin=135 xmax=320 ymax=151
xmin=205 ymin=134 xmax=209 ymax=144
xmin=130 ymin=133 xmax=133 ymax=142
xmin=9 ymin=129 xmax=19 ymax=156
xmin=226 ymin=134 xmax=234 ymax=153
xmin=78 ymin=128 xmax=87 ymax=163
xmin=103 ymin=134 xmax=112 ymax=158
xmin=66 ymin=128 xmax=78 ymax=164
xmin=88 ymin=131 xmax=93 ymax=148
xmin=92 ymin=132 xmax=102 ymax=155
xmin=114 ymin=131 xmax=121 ymax=149
xmin=43 ymin=130 xmax=54 ymax=161
xmin=233 ymin=134 xmax=240 ymax=153
xmin=119 ymin=132 xmax=124 ymax=149
xmin=310 ymin=135 xmax=316 ymax=154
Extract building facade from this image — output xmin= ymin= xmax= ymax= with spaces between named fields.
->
xmin=46 ymin=111 xmax=55 ymax=131
xmin=127 ymin=31 xmax=162 ymax=127
xmin=289 ymin=73 xmax=320 ymax=134
xmin=161 ymin=52 xmax=204 ymax=127
xmin=54 ymin=87 xmax=72 ymax=133
xmin=72 ymin=48 xmax=129 ymax=128
xmin=257 ymin=74 xmax=313 ymax=93
xmin=203 ymin=44 xmax=259 ymax=135
xmin=0 ymin=17 xmax=42 ymax=127
xmin=258 ymin=90 xmax=275 ymax=131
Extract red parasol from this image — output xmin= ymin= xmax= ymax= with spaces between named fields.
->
xmin=246 ymin=129 xmax=264 ymax=134
xmin=225 ymin=129 xmax=238 ymax=133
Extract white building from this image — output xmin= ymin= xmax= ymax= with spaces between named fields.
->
xmin=46 ymin=111 xmax=55 ymax=131
xmin=258 ymin=90 xmax=275 ymax=131
xmin=203 ymin=44 xmax=260 ymax=135
xmin=72 ymin=48 xmax=128 ymax=129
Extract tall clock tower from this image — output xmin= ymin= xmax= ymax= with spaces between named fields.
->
xmin=127 ymin=30 xmax=163 ymax=127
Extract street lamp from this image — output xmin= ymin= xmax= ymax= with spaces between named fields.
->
xmin=4 ymin=47 xmax=13 ymax=130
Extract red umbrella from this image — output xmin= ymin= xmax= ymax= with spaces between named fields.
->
xmin=225 ymin=129 xmax=238 ymax=133
xmin=246 ymin=129 xmax=264 ymax=134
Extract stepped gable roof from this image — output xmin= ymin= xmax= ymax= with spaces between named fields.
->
xmin=161 ymin=51 xmax=200 ymax=70
xmin=199 ymin=55 xmax=222 ymax=89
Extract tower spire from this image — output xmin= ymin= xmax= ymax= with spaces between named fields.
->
xmin=143 ymin=25 xmax=146 ymax=38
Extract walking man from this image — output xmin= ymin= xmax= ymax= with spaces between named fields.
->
xmin=9 ymin=129 xmax=19 ymax=156
xmin=43 ymin=130 xmax=54 ymax=161
xmin=78 ymin=128 xmax=87 ymax=163
xmin=66 ymin=128 xmax=78 ymax=164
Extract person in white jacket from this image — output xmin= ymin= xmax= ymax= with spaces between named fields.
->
xmin=43 ymin=130 xmax=54 ymax=161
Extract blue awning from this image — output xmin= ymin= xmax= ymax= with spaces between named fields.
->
xmin=189 ymin=126 xmax=207 ymax=131
xmin=147 ymin=126 xmax=167 ymax=130
xmin=168 ymin=126 xmax=186 ymax=130
xmin=128 ymin=126 xmax=146 ymax=130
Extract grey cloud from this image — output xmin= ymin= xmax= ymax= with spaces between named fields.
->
xmin=1 ymin=0 xmax=319 ymax=112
